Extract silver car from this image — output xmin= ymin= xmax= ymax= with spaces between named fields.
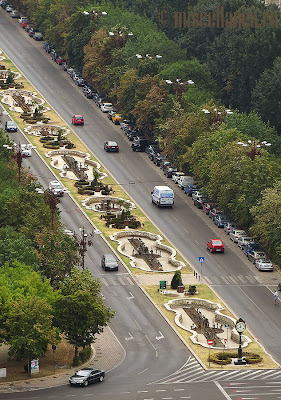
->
xmin=255 ymin=259 xmax=273 ymax=271
xmin=229 ymin=230 xmax=247 ymax=243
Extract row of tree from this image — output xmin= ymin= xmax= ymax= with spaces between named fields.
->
xmin=0 ymin=132 xmax=114 ymax=370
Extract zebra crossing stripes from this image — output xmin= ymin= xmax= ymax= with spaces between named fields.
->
xmin=204 ymin=275 xmax=262 ymax=286
xmin=151 ymin=356 xmax=281 ymax=384
xmin=100 ymin=275 xmax=136 ymax=287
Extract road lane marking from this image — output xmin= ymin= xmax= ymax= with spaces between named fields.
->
xmin=214 ymin=381 xmax=232 ymax=400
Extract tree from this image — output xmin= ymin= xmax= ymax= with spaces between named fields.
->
xmin=250 ymin=181 xmax=281 ymax=263
xmin=7 ymin=296 xmax=58 ymax=373
xmin=251 ymin=57 xmax=281 ymax=133
xmin=35 ymin=228 xmax=79 ymax=288
xmin=171 ymin=270 xmax=183 ymax=289
xmin=54 ymin=268 xmax=114 ymax=360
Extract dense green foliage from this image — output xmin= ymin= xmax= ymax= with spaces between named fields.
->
xmin=0 ymin=130 xmax=114 ymax=367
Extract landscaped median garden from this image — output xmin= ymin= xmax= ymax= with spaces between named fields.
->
xmin=0 ymin=49 xmax=278 ymax=372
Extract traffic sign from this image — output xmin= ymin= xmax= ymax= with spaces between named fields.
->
xmin=199 ymin=257 xmax=205 ymax=263
xmin=224 ymin=339 xmax=227 ymax=344
xmin=225 ymin=324 xmax=230 ymax=328
xmin=207 ymin=339 xmax=213 ymax=346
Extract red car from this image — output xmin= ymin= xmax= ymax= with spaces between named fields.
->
xmin=55 ymin=56 xmax=66 ymax=65
xmin=21 ymin=20 xmax=31 ymax=28
xmin=207 ymin=239 xmax=224 ymax=253
xmin=72 ymin=114 xmax=84 ymax=125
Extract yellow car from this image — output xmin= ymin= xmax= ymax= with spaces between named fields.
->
xmin=112 ymin=114 xmax=123 ymax=125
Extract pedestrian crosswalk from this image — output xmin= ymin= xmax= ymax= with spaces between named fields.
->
xmin=100 ymin=274 xmax=136 ymax=287
xmin=151 ymin=356 xmax=281 ymax=384
xmin=204 ymin=274 xmax=263 ymax=286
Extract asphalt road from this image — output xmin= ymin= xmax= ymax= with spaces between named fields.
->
xmin=1 ymin=9 xmax=281 ymax=399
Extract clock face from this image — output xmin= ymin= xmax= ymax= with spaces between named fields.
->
xmin=236 ymin=321 xmax=246 ymax=333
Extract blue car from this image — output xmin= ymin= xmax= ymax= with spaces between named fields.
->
xmin=214 ymin=214 xmax=230 ymax=228
xmin=184 ymin=185 xmax=198 ymax=196
xmin=243 ymin=243 xmax=259 ymax=257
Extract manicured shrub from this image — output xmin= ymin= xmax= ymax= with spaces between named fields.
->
xmin=171 ymin=270 xmax=183 ymax=289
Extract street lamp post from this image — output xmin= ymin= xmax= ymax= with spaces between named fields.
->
xmin=165 ymin=78 xmax=194 ymax=104
xmin=136 ymin=54 xmax=162 ymax=60
xmin=74 ymin=227 xmax=101 ymax=270
xmin=202 ymin=108 xmax=233 ymax=123
xmin=237 ymin=140 xmax=271 ymax=161
xmin=109 ymin=29 xmax=133 ymax=48
xmin=3 ymin=142 xmax=24 ymax=184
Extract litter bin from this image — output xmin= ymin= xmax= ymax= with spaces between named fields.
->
xmin=177 ymin=285 xmax=185 ymax=293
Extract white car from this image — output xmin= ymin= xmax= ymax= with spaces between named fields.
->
xmin=255 ymin=259 xmax=273 ymax=271
xmin=229 ymin=230 xmax=247 ymax=243
xmin=101 ymin=103 xmax=113 ymax=113
xmin=18 ymin=16 xmax=28 ymax=23
xmin=20 ymin=144 xmax=34 ymax=157
xmin=224 ymin=222 xmax=237 ymax=235
xmin=49 ymin=180 xmax=65 ymax=197
xmin=237 ymin=236 xmax=255 ymax=249
xmin=172 ymin=171 xmax=184 ymax=183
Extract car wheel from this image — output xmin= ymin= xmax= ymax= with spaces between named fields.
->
xmin=99 ymin=375 xmax=104 ymax=382
xmin=84 ymin=380 xmax=89 ymax=387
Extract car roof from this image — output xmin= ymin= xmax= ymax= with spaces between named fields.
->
xmin=106 ymin=141 xmax=118 ymax=146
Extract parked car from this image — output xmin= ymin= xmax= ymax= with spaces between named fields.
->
xmin=203 ymin=202 xmax=213 ymax=215
xmin=154 ymin=154 xmax=167 ymax=166
xmin=132 ymin=138 xmax=152 ymax=152
xmin=172 ymin=171 xmax=185 ymax=184
xmin=43 ymin=41 xmax=52 ymax=52
xmin=33 ymin=32 xmax=43 ymax=41
xmin=104 ymin=141 xmax=119 ymax=152
xmin=10 ymin=10 xmax=20 ymax=18
xmin=75 ymin=77 xmax=85 ymax=86
xmin=229 ymin=229 xmax=247 ymax=243
xmin=5 ymin=121 xmax=17 ymax=132
xmin=101 ymin=254 xmax=119 ymax=271
xmin=107 ymin=110 xmax=116 ymax=121
xmin=146 ymin=144 xmax=160 ymax=159
xmin=72 ymin=114 xmax=84 ymax=125
xmin=20 ymin=144 xmax=34 ymax=157
xmin=21 ymin=20 xmax=31 ymax=28
xmin=28 ymin=27 xmax=38 ymax=37
xmin=25 ymin=24 xmax=32 ymax=33
xmin=237 ymin=236 xmax=255 ymax=249
xmin=0 ymin=0 xmax=8 ymax=9
xmin=18 ymin=17 xmax=29 ymax=24
xmin=112 ymin=114 xmax=123 ymax=125
xmin=243 ymin=243 xmax=260 ymax=257
xmin=160 ymin=160 xmax=171 ymax=171
xmin=69 ymin=368 xmax=105 ymax=386
xmin=209 ymin=208 xmax=223 ymax=221
xmin=214 ymin=214 xmax=230 ymax=228
xmin=5 ymin=4 xmax=13 ymax=12
xmin=224 ymin=222 xmax=237 ymax=234
xmin=127 ymin=130 xmax=139 ymax=141
xmin=248 ymin=251 xmax=267 ymax=264
xmin=101 ymin=103 xmax=113 ymax=113
xmin=207 ymin=239 xmax=225 ymax=253
xmin=165 ymin=166 xmax=178 ymax=178
xmin=55 ymin=56 xmax=66 ymax=65
xmin=192 ymin=191 xmax=202 ymax=201
xmin=120 ymin=120 xmax=130 ymax=130
xmin=255 ymin=259 xmax=273 ymax=271
xmin=49 ymin=180 xmax=65 ymax=197
xmin=178 ymin=175 xmax=194 ymax=189
xmin=184 ymin=184 xmax=198 ymax=196
xmin=194 ymin=195 xmax=207 ymax=209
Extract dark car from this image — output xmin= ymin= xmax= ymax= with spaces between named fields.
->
xmin=243 ymin=243 xmax=260 ymax=257
xmin=104 ymin=141 xmax=119 ymax=152
xmin=214 ymin=214 xmax=230 ymax=228
xmin=28 ymin=27 xmax=38 ymax=37
xmin=25 ymin=24 xmax=32 ymax=33
xmin=10 ymin=10 xmax=20 ymax=18
xmin=5 ymin=121 xmax=17 ymax=132
xmin=209 ymin=207 xmax=223 ymax=221
xmin=69 ymin=368 xmax=105 ymax=386
xmin=194 ymin=195 xmax=207 ymax=209
xmin=101 ymin=254 xmax=119 ymax=271
xmin=154 ymin=154 xmax=167 ymax=166
xmin=127 ymin=130 xmax=139 ymax=141
xmin=165 ymin=166 xmax=178 ymax=178
xmin=132 ymin=138 xmax=152 ymax=152
xmin=161 ymin=160 xmax=171 ymax=171
xmin=43 ymin=41 xmax=52 ymax=53
xmin=33 ymin=32 xmax=43 ymax=40
xmin=184 ymin=185 xmax=198 ymax=196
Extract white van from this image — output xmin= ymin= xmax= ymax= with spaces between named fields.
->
xmin=151 ymin=186 xmax=174 ymax=207
xmin=178 ymin=175 xmax=194 ymax=189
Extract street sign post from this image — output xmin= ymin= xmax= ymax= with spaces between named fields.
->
xmin=199 ymin=257 xmax=205 ymax=282
xmin=207 ymin=339 xmax=213 ymax=367
xmin=225 ymin=324 xmax=230 ymax=349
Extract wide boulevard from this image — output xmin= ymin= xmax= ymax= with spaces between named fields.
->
xmin=1 ymin=9 xmax=281 ymax=400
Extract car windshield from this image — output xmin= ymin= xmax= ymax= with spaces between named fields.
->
xmin=105 ymin=255 xmax=117 ymax=264
xmin=76 ymin=370 xmax=90 ymax=377
xmin=75 ymin=116 xmax=83 ymax=120
xmin=212 ymin=240 xmax=223 ymax=245
xmin=52 ymin=182 xmax=62 ymax=189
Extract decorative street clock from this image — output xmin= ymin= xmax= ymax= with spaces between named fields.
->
xmin=234 ymin=318 xmax=247 ymax=365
